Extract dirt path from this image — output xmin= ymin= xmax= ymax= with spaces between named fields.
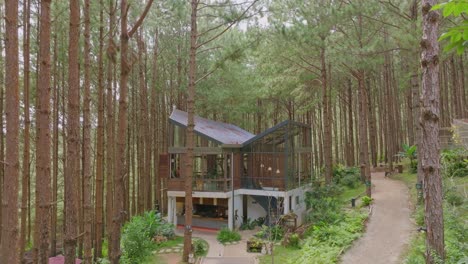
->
xmin=341 ymin=171 xmax=414 ymax=264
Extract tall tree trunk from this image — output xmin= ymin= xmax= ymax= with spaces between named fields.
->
xmin=367 ymin=78 xmax=377 ymax=168
xmin=347 ymin=80 xmax=355 ymax=166
xmin=64 ymin=0 xmax=80 ymax=262
xmin=356 ymin=71 xmax=371 ymax=197
xmin=34 ymin=0 xmax=52 ymax=262
xmin=183 ymin=0 xmax=198 ymax=261
xmin=0 ymin=3 xmax=4 ymax=247
xmin=420 ymin=1 xmax=445 ymax=262
xmin=0 ymin=0 xmax=20 ymax=262
xmin=83 ymin=0 xmax=93 ymax=261
xmin=50 ymin=34 xmax=59 ymax=258
xmin=152 ymin=30 xmax=161 ymax=210
xmin=95 ymin=0 xmax=106 ymax=259
xmin=110 ymin=1 xmax=153 ymax=262
xmin=320 ymin=46 xmax=333 ymax=184
xmin=20 ymin=0 xmax=31 ymax=261
xmin=459 ymin=57 xmax=467 ymax=118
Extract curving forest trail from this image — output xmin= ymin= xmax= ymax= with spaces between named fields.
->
xmin=341 ymin=172 xmax=414 ymax=264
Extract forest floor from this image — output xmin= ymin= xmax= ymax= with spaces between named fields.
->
xmin=341 ymin=171 xmax=414 ymax=264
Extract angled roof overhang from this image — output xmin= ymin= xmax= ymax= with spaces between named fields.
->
xmin=169 ymin=109 xmax=255 ymax=146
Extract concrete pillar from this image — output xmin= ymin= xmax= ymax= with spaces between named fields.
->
xmin=284 ymin=194 xmax=290 ymax=215
xmin=228 ymin=197 xmax=233 ymax=230
xmin=167 ymin=196 xmax=177 ymax=226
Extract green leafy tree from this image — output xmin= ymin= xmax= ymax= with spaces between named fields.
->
xmin=433 ymin=0 xmax=468 ymax=54
xmin=399 ymin=144 xmax=417 ymax=171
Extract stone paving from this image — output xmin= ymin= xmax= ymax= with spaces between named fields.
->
xmin=154 ymin=243 xmax=184 ymax=254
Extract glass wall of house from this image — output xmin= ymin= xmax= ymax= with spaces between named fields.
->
xmin=169 ymin=153 xmax=232 ymax=192
xmin=241 ymin=121 xmax=312 ymax=191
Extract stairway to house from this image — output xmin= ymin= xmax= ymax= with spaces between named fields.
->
xmin=251 ymin=195 xmax=282 ymax=225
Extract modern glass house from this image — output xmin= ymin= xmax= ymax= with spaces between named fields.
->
xmin=161 ymin=109 xmax=312 ymax=230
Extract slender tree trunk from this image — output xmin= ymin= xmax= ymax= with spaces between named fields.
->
xmin=183 ymin=0 xmax=198 ymax=261
xmin=83 ymin=0 xmax=93 ymax=261
xmin=20 ymin=0 xmax=31 ymax=261
xmin=110 ymin=1 xmax=153 ymax=262
xmin=106 ymin=1 xmax=116 ymax=258
xmin=64 ymin=0 xmax=80 ymax=262
xmin=0 ymin=3 xmax=4 ymax=247
xmin=34 ymin=0 xmax=52 ymax=262
xmin=320 ymin=46 xmax=333 ymax=184
xmin=95 ymin=0 xmax=105 ymax=259
xmin=347 ymin=80 xmax=355 ymax=166
xmin=367 ymin=78 xmax=377 ymax=168
xmin=50 ymin=34 xmax=59 ymax=258
xmin=420 ymin=1 xmax=445 ymax=262
xmin=356 ymin=71 xmax=371 ymax=197
xmin=0 ymin=0 xmax=20 ymax=262
xmin=459 ymin=57 xmax=467 ymax=118
xmin=152 ymin=30 xmax=161 ymax=210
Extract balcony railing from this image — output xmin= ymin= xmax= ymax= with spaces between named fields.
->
xmin=240 ymin=173 xmax=312 ymax=191
xmin=167 ymin=175 xmax=231 ymax=192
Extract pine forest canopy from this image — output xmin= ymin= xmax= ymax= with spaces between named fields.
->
xmin=0 ymin=0 xmax=466 ymax=263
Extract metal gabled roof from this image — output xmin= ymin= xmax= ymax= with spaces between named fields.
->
xmin=169 ymin=109 xmax=255 ymax=145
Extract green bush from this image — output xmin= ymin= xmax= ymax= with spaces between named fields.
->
xmin=305 ymin=184 xmax=343 ymax=223
xmin=332 ymin=165 xmax=361 ymax=188
xmin=193 ymin=239 xmax=209 ymax=256
xmin=255 ymin=225 xmax=284 ymax=241
xmin=361 ymin=196 xmax=373 ymax=207
xmin=217 ymin=227 xmax=241 ymax=244
xmin=446 ymin=192 xmax=463 ymax=206
xmin=288 ymin=233 xmax=301 ymax=249
xmin=121 ymin=211 xmax=174 ymax=264
xmin=441 ymin=148 xmax=468 ymax=178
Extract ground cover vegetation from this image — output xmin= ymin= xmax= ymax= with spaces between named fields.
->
xmin=259 ymin=165 xmax=369 ymax=264
xmin=395 ymin=149 xmax=468 ymax=264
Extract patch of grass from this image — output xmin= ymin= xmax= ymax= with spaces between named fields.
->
xmin=338 ymin=185 xmax=366 ymax=204
xmin=258 ymin=245 xmax=301 ymax=264
xmin=154 ymin=236 xmax=184 ymax=250
xmin=142 ymin=254 xmax=166 ymax=264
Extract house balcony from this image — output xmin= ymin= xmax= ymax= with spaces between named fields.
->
xmin=167 ymin=173 xmax=232 ymax=192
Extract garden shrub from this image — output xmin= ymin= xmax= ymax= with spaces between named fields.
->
xmin=288 ymin=233 xmax=301 ymax=249
xmin=255 ymin=225 xmax=284 ymax=241
xmin=217 ymin=227 xmax=241 ymax=243
xmin=121 ymin=211 xmax=174 ymax=264
xmin=441 ymin=148 xmax=468 ymax=178
xmin=332 ymin=165 xmax=361 ymax=188
xmin=361 ymin=196 xmax=373 ymax=207
xmin=305 ymin=184 xmax=343 ymax=223
xmin=240 ymin=218 xmax=257 ymax=230
xmin=193 ymin=239 xmax=209 ymax=257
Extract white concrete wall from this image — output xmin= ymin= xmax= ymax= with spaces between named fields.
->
xmin=286 ymin=186 xmax=309 ymax=225
xmin=246 ymin=196 xmax=267 ymax=222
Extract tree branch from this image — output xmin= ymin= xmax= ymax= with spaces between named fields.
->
xmin=128 ymin=0 xmax=154 ymax=38
xmin=197 ymin=0 xmax=258 ymax=48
